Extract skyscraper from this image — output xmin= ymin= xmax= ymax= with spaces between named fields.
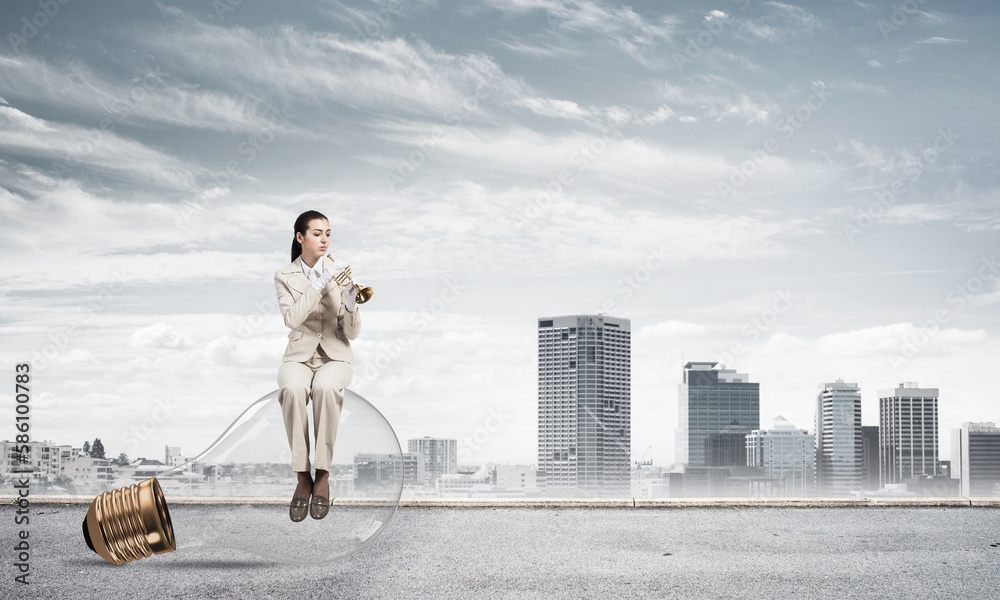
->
xmin=879 ymin=382 xmax=939 ymax=486
xmin=815 ymin=380 xmax=862 ymax=495
xmin=861 ymin=426 xmax=881 ymax=492
xmin=537 ymin=314 xmax=630 ymax=496
xmin=746 ymin=415 xmax=816 ymax=497
xmin=407 ymin=437 xmax=457 ymax=487
xmin=676 ymin=362 xmax=759 ymax=470
xmin=951 ymin=422 xmax=1000 ymax=497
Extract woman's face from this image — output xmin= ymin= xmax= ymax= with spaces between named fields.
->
xmin=296 ymin=218 xmax=330 ymax=261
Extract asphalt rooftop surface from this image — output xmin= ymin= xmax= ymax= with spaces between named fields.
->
xmin=3 ymin=504 xmax=1000 ymax=599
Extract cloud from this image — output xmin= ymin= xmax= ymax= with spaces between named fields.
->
xmin=203 ymin=334 xmax=282 ymax=367
xmin=55 ymin=349 xmax=99 ymax=365
xmin=0 ymin=53 xmax=295 ymax=134
xmin=512 ymin=97 xmax=595 ymax=121
xmin=147 ymin=21 xmax=526 ymax=120
xmin=321 ymin=181 xmax=807 ymax=281
xmin=734 ymin=2 xmax=821 ymax=43
xmin=917 ymin=37 xmax=967 ymax=44
xmin=0 ymin=165 xmax=291 ymax=283
xmin=638 ymin=320 xmax=708 ymax=338
xmin=493 ymin=38 xmax=584 ymax=58
xmin=881 ymin=203 xmax=959 ymax=224
xmin=481 ymin=0 xmax=678 ymax=68
xmin=833 ymin=78 xmax=889 ymax=96
xmin=0 ymin=106 xmax=205 ymax=191
xmin=637 ymin=105 xmax=676 ymax=125
xmin=659 ymin=80 xmax=774 ymax=125
xmin=766 ymin=324 xmax=988 ymax=363
xmin=131 ymin=323 xmax=194 ymax=350
xmin=838 ymin=138 xmax=890 ymax=171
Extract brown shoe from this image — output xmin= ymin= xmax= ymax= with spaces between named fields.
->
xmin=289 ymin=496 xmax=310 ymax=522
xmin=309 ymin=495 xmax=331 ymax=520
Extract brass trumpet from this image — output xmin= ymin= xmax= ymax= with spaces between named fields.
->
xmin=327 ymin=254 xmax=374 ymax=304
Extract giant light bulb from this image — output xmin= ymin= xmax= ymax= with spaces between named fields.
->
xmin=82 ymin=388 xmax=403 ymax=565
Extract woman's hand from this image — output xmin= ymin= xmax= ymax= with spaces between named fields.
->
xmin=343 ymin=282 xmax=361 ymax=313
xmin=312 ymin=261 xmax=342 ymax=292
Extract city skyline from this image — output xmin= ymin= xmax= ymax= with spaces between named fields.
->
xmin=2 ymin=368 xmax=977 ymax=477
xmin=1 ymin=1 xmax=999 ymax=468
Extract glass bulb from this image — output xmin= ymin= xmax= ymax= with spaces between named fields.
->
xmin=82 ymin=388 xmax=403 ymax=565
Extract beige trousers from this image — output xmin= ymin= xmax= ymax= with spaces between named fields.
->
xmin=277 ymin=345 xmax=353 ymax=472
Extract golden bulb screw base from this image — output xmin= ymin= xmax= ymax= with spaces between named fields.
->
xmin=83 ymin=477 xmax=175 ymax=565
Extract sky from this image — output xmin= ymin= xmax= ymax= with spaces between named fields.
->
xmin=1 ymin=0 xmax=998 ymax=468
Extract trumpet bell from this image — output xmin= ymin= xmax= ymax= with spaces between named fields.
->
xmin=356 ymin=285 xmax=374 ymax=304
xmin=326 ymin=254 xmax=374 ymax=304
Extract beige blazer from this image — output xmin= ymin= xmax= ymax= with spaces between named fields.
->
xmin=274 ymin=255 xmax=361 ymax=363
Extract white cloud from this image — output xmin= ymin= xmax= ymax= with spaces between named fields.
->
xmin=203 ymin=334 xmax=283 ymax=368
xmin=512 ymin=97 xmax=595 ymax=121
xmin=832 ymin=78 xmax=889 ymax=96
xmin=638 ymin=320 xmax=708 ymax=338
xmin=0 ymin=164 xmax=293 ymax=283
xmin=734 ymin=2 xmax=821 ymax=43
xmin=55 ymin=349 xmax=99 ymax=365
xmin=0 ymin=106 xmax=205 ymax=191
xmin=638 ymin=105 xmax=675 ymax=125
xmin=148 ymin=22 xmax=526 ymax=120
xmin=481 ymin=0 xmax=678 ymax=68
xmin=881 ymin=203 xmax=960 ymax=224
xmin=917 ymin=37 xmax=967 ymax=44
xmin=131 ymin=323 xmax=194 ymax=350
xmin=368 ymin=120 xmax=733 ymax=187
xmin=840 ymin=138 xmax=890 ymax=170
xmin=334 ymin=181 xmax=805 ymax=282
xmin=494 ymin=38 xmax=584 ymax=58
xmin=0 ymin=54 xmax=296 ymax=134
xmin=659 ymin=80 xmax=775 ymax=125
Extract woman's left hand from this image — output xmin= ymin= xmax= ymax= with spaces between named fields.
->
xmin=343 ymin=282 xmax=360 ymax=313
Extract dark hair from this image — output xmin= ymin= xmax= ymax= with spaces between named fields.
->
xmin=291 ymin=210 xmax=329 ymax=263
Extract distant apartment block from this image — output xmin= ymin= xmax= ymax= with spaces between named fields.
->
xmin=354 ymin=452 xmax=419 ymax=492
xmin=165 ymin=445 xmax=185 ymax=467
xmin=951 ymin=422 xmax=1000 ymax=496
xmin=492 ymin=464 xmax=538 ymax=491
xmin=861 ymin=426 xmax=881 ymax=492
xmin=0 ymin=440 xmax=114 ymax=490
xmin=537 ymin=314 xmax=631 ymax=496
xmin=676 ymin=362 xmax=759 ymax=470
xmin=407 ymin=437 xmax=456 ymax=487
xmin=746 ymin=416 xmax=815 ymax=497
xmin=879 ymin=382 xmax=939 ymax=486
xmin=816 ymin=380 xmax=863 ymax=495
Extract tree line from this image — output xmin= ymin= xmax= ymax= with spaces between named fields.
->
xmin=81 ymin=438 xmax=130 ymax=466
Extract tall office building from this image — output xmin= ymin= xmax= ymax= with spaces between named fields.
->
xmin=746 ymin=416 xmax=816 ymax=497
xmin=537 ymin=314 xmax=631 ymax=496
xmin=879 ymin=382 xmax=939 ymax=486
xmin=951 ymin=422 xmax=1000 ymax=496
xmin=815 ymin=380 xmax=862 ymax=495
xmin=861 ymin=426 xmax=881 ymax=491
xmin=676 ymin=362 xmax=759 ymax=470
xmin=407 ymin=437 xmax=457 ymax=486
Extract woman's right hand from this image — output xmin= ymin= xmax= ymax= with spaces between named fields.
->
xmin=314 ymin=262 xmax=340 ymax=291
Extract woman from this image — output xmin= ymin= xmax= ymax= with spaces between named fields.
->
xmin=274 ymin=210 xmax=362 ymax=522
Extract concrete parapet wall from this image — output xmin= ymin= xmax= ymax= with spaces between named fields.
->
xmin=5 ymin=494 xmax=1000 ymax=507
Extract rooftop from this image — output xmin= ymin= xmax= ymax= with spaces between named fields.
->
xmin=5 ymin=502 xmax=1000 ymax=599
